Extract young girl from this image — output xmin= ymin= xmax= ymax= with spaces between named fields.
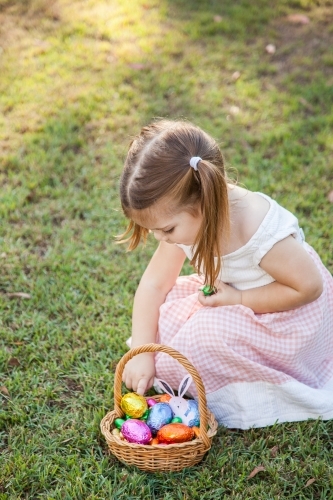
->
xmin=119 ymin=119 xmax=333 ymax=429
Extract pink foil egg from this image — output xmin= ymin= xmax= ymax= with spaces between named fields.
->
xmin=121 ymin=419 xmax=152 ymax=445
xmin=146 ymin=398 xmax=157 ymax=407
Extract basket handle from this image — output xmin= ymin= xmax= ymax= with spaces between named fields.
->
xmin=114 ymin=343 xmax=210 ymax=448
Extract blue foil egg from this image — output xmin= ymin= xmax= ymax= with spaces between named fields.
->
xmin=183 ymin=400 xmax=200 ymax=428
xmin=146 ymin=402 xmax=173 ymax=434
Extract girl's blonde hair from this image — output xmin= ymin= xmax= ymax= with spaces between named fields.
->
xmin=119 ymin=119 xmax=230 ymax=287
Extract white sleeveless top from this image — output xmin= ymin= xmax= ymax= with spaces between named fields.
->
xmin=176 ymin=192 xmax=305 ymax=291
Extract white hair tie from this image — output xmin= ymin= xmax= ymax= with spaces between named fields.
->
xmin=189 ymin=156 xmax=201 ymax=171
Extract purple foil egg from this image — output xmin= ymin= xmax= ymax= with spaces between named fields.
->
xmin=146 ymin=402 xmax=173 ymax=434
xmin=121 ymin=419 xmax=152 ymax=445
xmin=146 ymin=398 xmax=157 ymax=408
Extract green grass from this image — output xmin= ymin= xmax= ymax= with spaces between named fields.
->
xmin=1 ymin=0 xmax=333 ymax=498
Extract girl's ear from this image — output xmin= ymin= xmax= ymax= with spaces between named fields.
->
xmin=178 ymin=375 xmax=193 ymax=398
xmin=155 ymin=379 xmax=175 ymax=396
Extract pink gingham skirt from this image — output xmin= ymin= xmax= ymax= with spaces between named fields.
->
xmin=155 ymin=244 xmax=333 ymax=429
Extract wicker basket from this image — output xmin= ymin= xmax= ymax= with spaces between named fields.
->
xmin=100 ymin=343 xmax=218 ymax=472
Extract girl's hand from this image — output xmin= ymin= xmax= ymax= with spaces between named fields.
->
xmin=198 ymin=281 xmax=242 ymax=307
xmin=122 ymin=352 xmax=156 ymax=396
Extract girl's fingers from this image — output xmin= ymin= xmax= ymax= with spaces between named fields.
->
xmin=136 ymin=378 xmax=149 ymax=396
xmin=198 ymin=290 xmax=219 ymax=306
xmin=204 ymin=295 xmax=219 ymax=306
xmin=123 ymin=369 xmax=131 ymax=388
xmin=120 ymin=377 xmax=151 ymax=396
xmin=124 ymin=374 xmax=133 ymax=391
xmin=148 ymin=376 xmax=155 ymax=391
xmin=198 ymin=282 xmax=242 ymax=307
xmin=121 ymin=360 xmax=156 ymax=394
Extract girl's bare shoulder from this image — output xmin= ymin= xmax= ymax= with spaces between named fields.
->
xmin=229 ymin=186 xmax=270 ymax=247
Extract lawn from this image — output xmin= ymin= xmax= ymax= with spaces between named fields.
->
xmin=1 ymin=0 xmax=333 ymax=498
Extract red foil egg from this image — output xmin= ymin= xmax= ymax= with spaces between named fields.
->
xmin=157 ymin=423 xmax=194 ymax=444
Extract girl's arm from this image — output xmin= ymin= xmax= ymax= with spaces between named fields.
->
xmin=199 ymin=236 xmax=323 ymax=313
xmin=123 ymin=242 xmax=186 ymax=395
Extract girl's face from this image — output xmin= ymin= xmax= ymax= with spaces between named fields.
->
xmin=132 ymin=203 xmax=203 ymax=246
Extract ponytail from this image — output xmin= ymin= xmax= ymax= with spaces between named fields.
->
xmin=190 ymin=159 xmax=230 ymax=287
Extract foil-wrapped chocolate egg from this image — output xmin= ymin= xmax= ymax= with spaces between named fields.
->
xmin=114 ymin=418 xmax=125 ymax=429
xmin=146 ymin=402 xmax=173 ymax=433
xmin=159 ymin=394 xmax=171 ymax=403
xmin=200 ymin=285 xmax=217 ymax=296
xmin=183 ymin=400 xmax=200 ymax=428
xmin=121 ymin=419 xmax=152 ymax=444
xmin=140 ymin=409 xmax=149 ymax=420
xmin=146 ymin=398 xmax=157 ymax=407
xmin=121 ymin=393 xmax=148 ymax=418
xmin=157 ymin=423 xmax=194 ymax=444
xmin=192 ymin=426 xmax=201 ymax=438
xmin=171 ymin=417 xmax=182 ymax=424
xmin=112 ymin=428 xmax=121 ymax=438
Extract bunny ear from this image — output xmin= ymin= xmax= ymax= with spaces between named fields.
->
xmin=178 ymin=375 xmax=193 ymax=397
xmin=155 ymin=379 xmax=175 ymax=397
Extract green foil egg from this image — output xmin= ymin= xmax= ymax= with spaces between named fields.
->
xmin=121 ymin=393 xmax=148 ymax=419
xmin=201 ymin=285 xmax=217 ymax=296
xmin=140 ymin=409 xmax=149 ymax=420
xmin=114 ymin=418 xmax=126 ymax=429
xmin=171 ymin=417 xmax=183 ymax=423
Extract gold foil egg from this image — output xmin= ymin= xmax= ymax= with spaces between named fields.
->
xmin=157 ymin=423 xmax=195 ymax=444
xmin=121 ymin=393 xmax=148 ymax=418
